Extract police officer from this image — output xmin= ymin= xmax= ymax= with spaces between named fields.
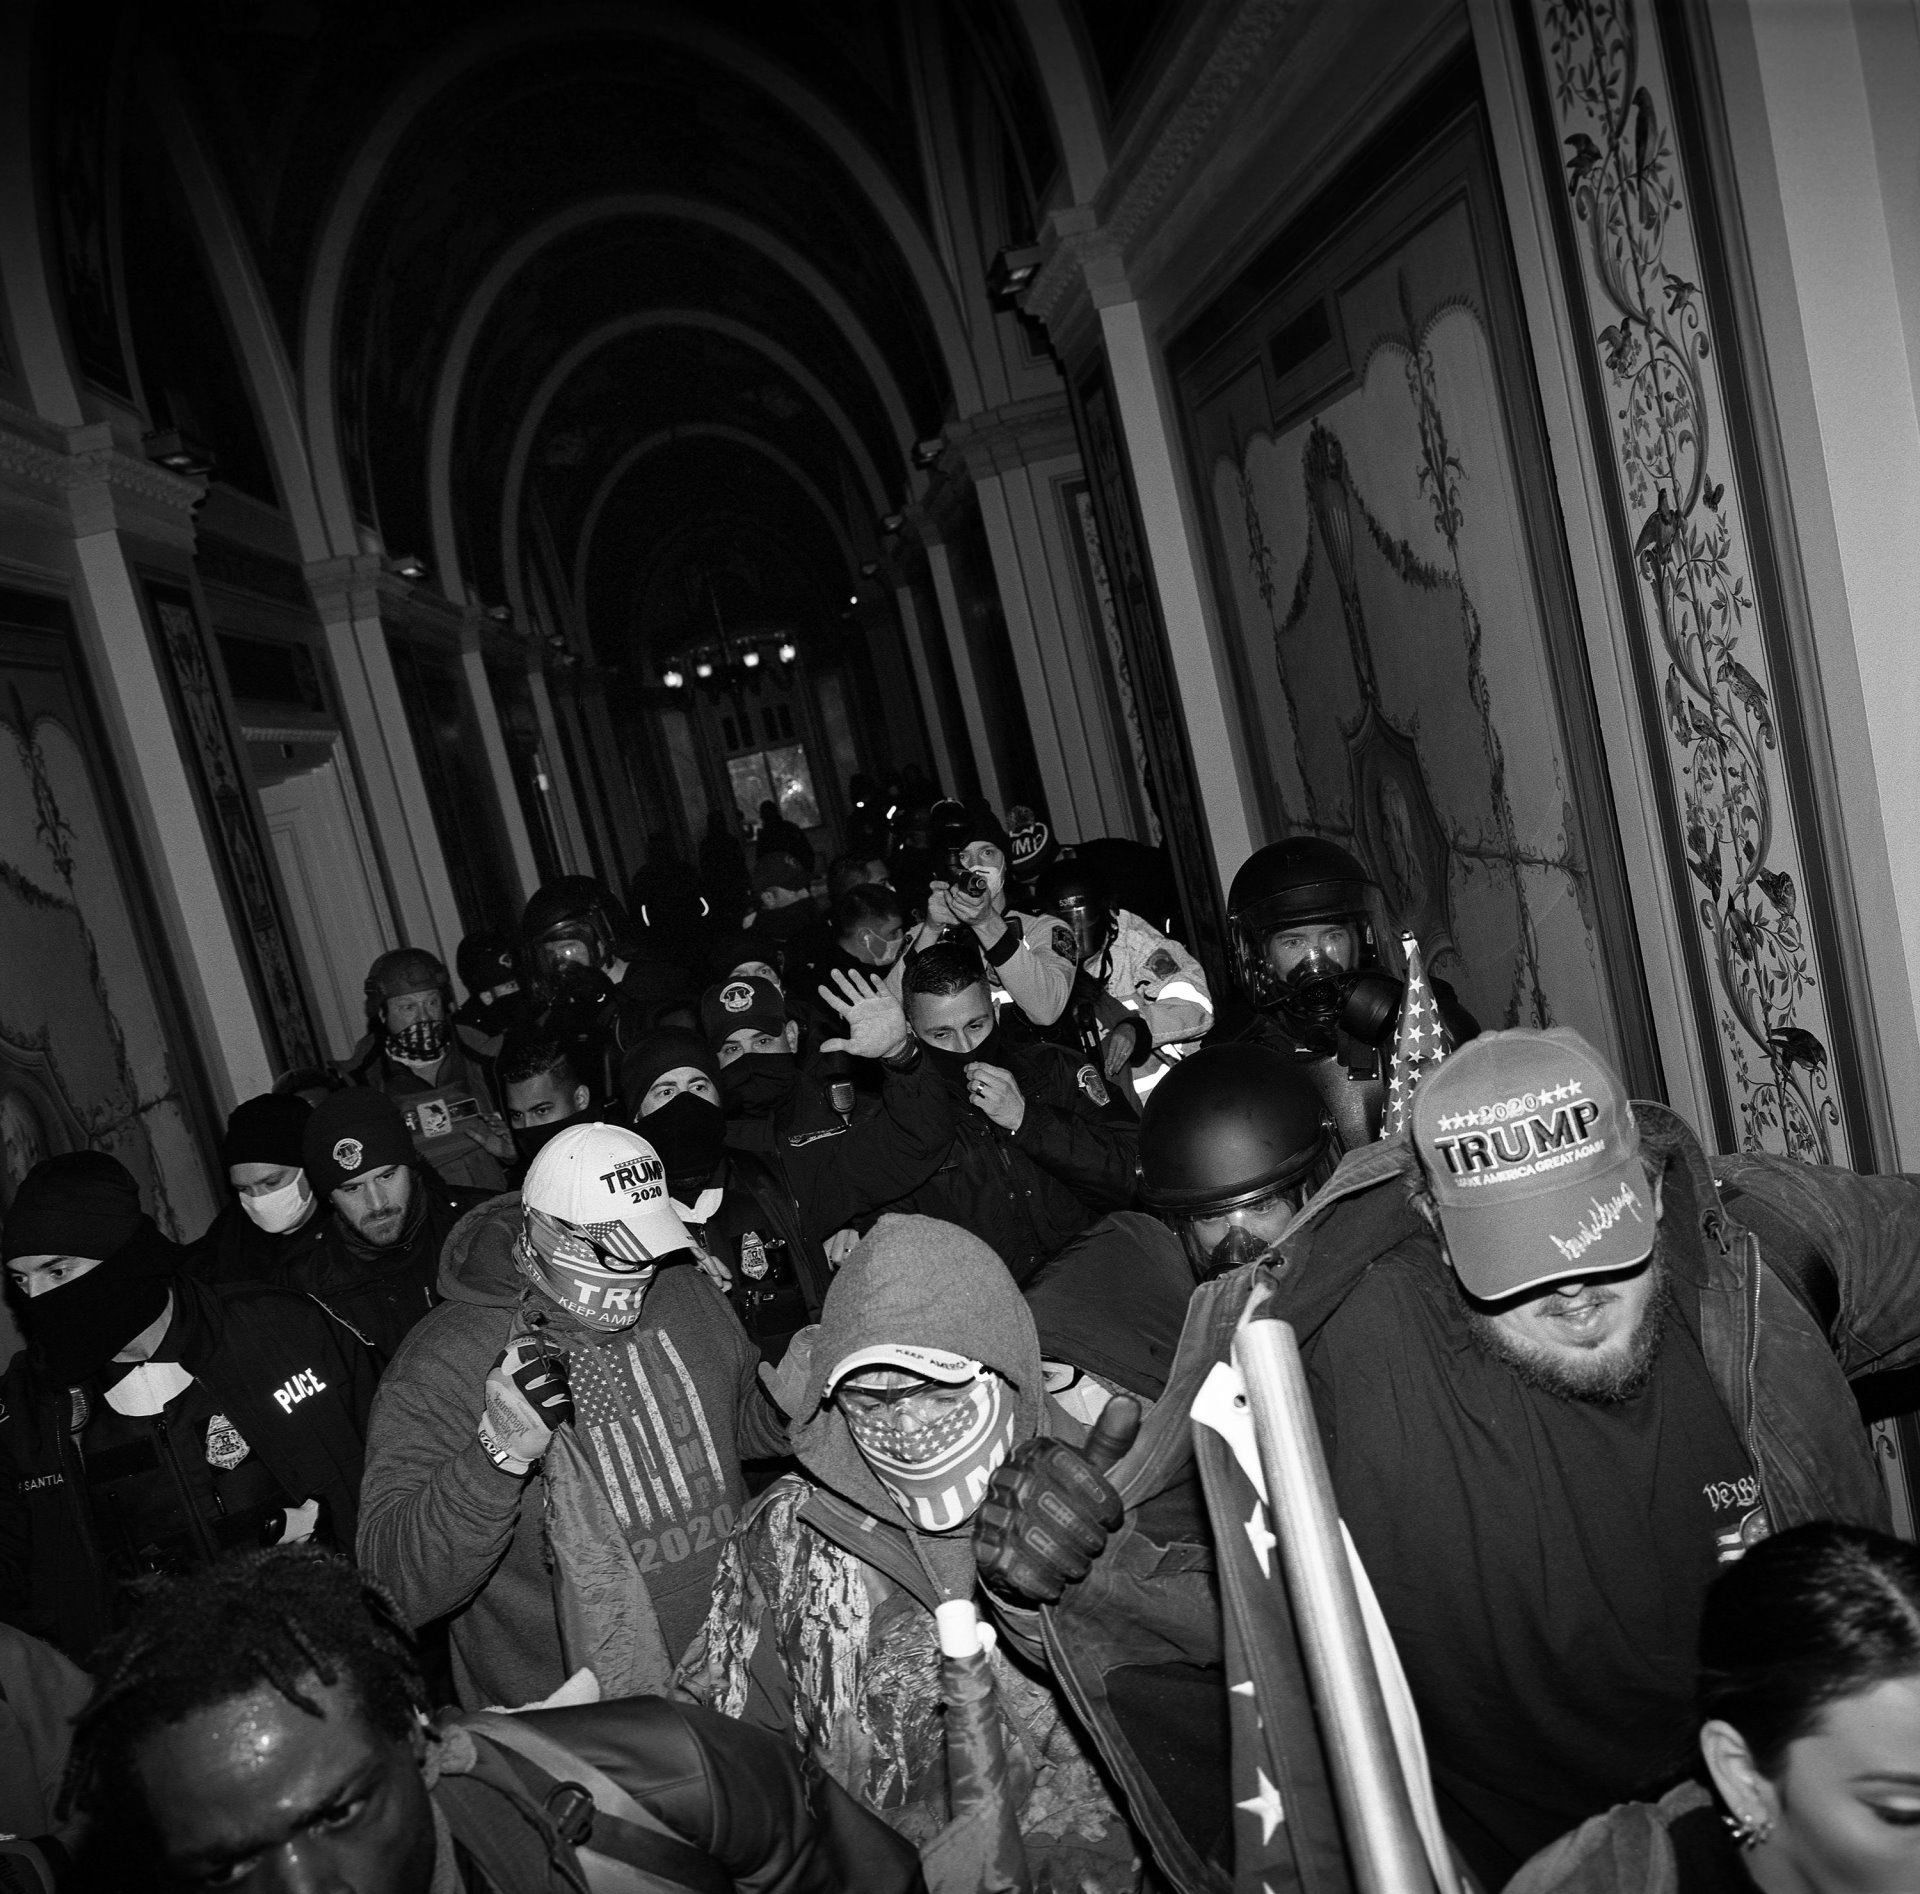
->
xmin=1038 ymin=860 xmax=1213 ymax=1107
xmin=0 ymin=1153 xmax=376 ymax=1661
xmin=522 ymin=875 xmax=696 ymax=1101
xmin=184 ymin=1092 xmax=331 ymax=1288
xmin=1137 ymin=1042 xmax=1340 ymax=1279
xmin=452 ymin=929 xmax=527 ymax=1046
xmin=1216 ymin=836 xmax=1476 ymax=1144
xmin=347 ymin=947 xmax=514 ymax=1191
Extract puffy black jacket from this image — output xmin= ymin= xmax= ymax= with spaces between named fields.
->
xmin=279 ymin=1168 xmax=489 ymax=1365
xmin=0 ymin=1274 xmax=378 ymax=1662
xmin=437 ymin=1696 xmax=925 ymax=1893
xmin=892 ymin=1041 xmax=1139 ymax=1282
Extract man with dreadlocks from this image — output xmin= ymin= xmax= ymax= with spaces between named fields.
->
xmin=65 ymin=1545 xmax=925 ymax=1891
xmin=358 ymin=1121 xmax=787 ymax=1711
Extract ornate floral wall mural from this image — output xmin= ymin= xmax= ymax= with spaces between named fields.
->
xmin=0 ymin=604 xmax=217 ymax=1241
xmin=1540 ymin=0 xmax=1840 ymax=1160
xmin=1187 ymin=164 xmax=1630 ymax=1070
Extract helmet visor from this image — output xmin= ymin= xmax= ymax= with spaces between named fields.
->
xmin=1172 ymin=1139 xmax=1341 ymax=1280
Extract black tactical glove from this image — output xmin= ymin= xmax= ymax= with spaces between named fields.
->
xmin=973 ymin=1395 xmax=1141 ymax=1603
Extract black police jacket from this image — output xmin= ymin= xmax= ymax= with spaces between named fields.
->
xmin=0 ymin=1274 xmax=378 ymax=1662
xmin=181 ymin=1195 xmax=333 ymax=1289
xmin=893 ymin=1041 xmax=1139 ymax=1284
xmin=729 ymin=1048 xmax=962 ymax=1250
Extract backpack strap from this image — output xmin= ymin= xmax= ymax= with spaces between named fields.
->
xmin=465 ymin=1714 xmax=732 ymax=1894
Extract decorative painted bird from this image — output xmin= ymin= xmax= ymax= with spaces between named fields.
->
xmin=1755 ymin=867 xmax=1796 ymax=919
xmin=1769 ymin=1027 xmax=1827 ymax=1075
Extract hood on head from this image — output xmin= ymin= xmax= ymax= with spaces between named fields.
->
xmin=437 ymin=1193 xmax=529 ymax=1306
xmin=787 ymin=1214 xmax=1042 ymax=1525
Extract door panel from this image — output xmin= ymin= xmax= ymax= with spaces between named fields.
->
xmin=259 ymin=753 xmax=393 ymax=1062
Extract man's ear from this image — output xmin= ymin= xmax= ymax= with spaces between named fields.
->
xmin=783 ymin=1021 xmax=800 ymax=1054
xmin=571 ymin=1084 xmax=591 ymax=1113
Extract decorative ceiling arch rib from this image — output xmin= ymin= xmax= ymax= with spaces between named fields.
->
xmin=426 ymin=193 xmax=919 ymax=601
xmin=496 ymin=308 xmax=888 ymax=641
xmin=548 ymin=423 xmax=861 ymax=655
xmin=577 ymin=437 xmax=853 ymax=650
xmin=301 ymin=2 xmax=983 ymax=554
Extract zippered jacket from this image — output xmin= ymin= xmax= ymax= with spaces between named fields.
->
xmin=891 ymin=1040 xmax=1140 ymax=1284
xmin=1015 ymin=1105 xmax=1920 ymax=1892
xmin=0 ymin=1273 xmax=378 ymax=1662
xmin=357 ymin=1194 xmax=787 ymax=1709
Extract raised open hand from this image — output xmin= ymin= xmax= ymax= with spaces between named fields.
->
xmin=817 ymin=967 xmax=911 ymax=1061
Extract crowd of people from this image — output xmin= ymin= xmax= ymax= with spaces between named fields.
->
xmin=2 ymin=788 xmax=1917 ymax=1894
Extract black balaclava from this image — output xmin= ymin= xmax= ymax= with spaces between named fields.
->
xmin=720 ymin=1052 xmax=799 ymax=1119
xmin=511 ymin=1109 xmax=593 ymax=1171
xmin=916 ymin=1022 xmax=1010 ymax=1095
xmin=4 ymin=1153 xmax=176 ymax=1384
xmin=639 ymin=1090 xmax=729 ymax=1195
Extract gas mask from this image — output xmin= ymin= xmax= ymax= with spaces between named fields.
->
xmin=1185 ymin=1221 xmax=1285 ymax=1284
xmin=240 ymin=1174 xmax=313 ymax=1234
xmin=1265 ymin=921 xmax=1364 ymax=1031
xmin=387 ymin=1016 xmax=449 ymax=1063
xmin=514 ymin=1204 xmax=658 ymax=1331
xmin=1058 ymin=902 xmax=1113 ymax=966
xmin=840 ymin=1371 xmax=1018 ymax=1533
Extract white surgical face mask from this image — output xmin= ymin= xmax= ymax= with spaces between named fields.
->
xmin=241 ymin=1174 xmax=313 ymax=1233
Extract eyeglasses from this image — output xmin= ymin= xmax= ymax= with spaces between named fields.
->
xmin=835 ymin=1378 xmax=978 ymax=1425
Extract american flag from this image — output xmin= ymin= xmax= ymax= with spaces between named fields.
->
xmin=1192 ymin=1364 xmax=1348 ymax=1894
xmin=1380 ymin=935 xmax=1454 ymax=1140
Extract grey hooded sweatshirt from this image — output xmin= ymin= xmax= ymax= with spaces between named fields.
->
xmin=357 ymin=1192 xmax=786 ymax=1709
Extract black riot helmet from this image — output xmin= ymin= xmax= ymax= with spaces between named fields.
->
xmin=1227 ymin=837 xmax=1382 ymax=1028
xmin=1139 ymin=1043 xmax=1340 ymax=1280
xmin=1037 ymin=860 xmax=1114 ymax=966
xmin=456 ymin=928 xmax=519 ymax=1000
xmin=521 ymin=876 xmax=630 ymax=996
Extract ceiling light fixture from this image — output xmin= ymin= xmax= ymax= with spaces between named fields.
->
xmin=880 ymin=512 xmax=904 ymax=534
xmin=663 ymin=667 xmax=685 ymax=689
xmin=695 ymin=658 xmax=714 ymax=679
xmin=778 ymin=640 xmax=797 ymax=664
xmin=911 ymin=437 xmax=944 ymax=469
xmin=742 ymin=648 xmax=760 ymax=668
xmin=389 ymin=553 xmax=428 ymax=580
xmin=142 ymin=427 xmax=216 ymax=478
xmin=986 ymin=243 xmax=1044 ymax=309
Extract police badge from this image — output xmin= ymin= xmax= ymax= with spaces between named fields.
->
xmin=205 ymin=1413 xmax=251 ymax=1471
xmin=739 ymin=1230 xmax=769 ymax=1280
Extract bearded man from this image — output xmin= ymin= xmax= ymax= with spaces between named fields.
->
xmin=974 ymin=1028 xmax=1920 ymax=1891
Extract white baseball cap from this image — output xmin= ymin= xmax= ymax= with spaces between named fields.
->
xmin=523 ymin=1122 xmax=690 ymax=1262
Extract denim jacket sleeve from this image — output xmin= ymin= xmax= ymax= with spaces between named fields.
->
xmin=1709 ymin=1148 xmax=1920 ymax=1376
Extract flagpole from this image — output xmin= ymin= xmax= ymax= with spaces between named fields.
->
xmin=1233 ymin=1317 xmax=1438 ymax=1894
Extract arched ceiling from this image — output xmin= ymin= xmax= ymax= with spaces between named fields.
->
xmin=153 ymin=0 xmax=1074 ymax=681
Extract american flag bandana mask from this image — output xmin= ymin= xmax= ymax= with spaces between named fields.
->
xmin=515 ymin=1203 xmax=659 ymax=1330
xmin=842 ymin=1373 xmax=1017 ymax=1533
